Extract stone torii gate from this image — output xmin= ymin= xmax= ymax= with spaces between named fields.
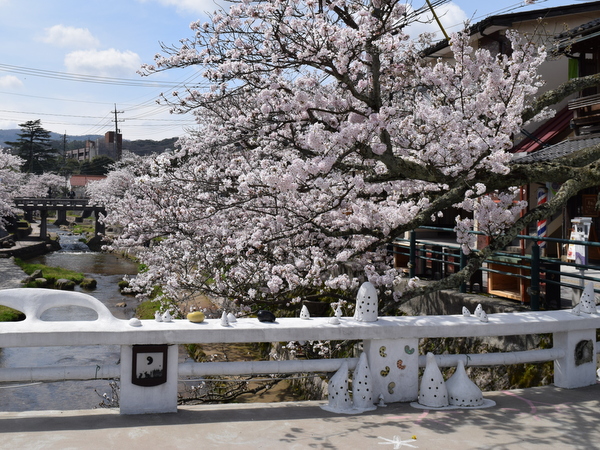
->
xmin=13 ymin=198 xmax=106 ymax=240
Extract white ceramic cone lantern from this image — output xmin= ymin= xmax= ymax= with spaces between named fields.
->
xmin=579 ymin=282 xmax=597 ymax=314
xmin=418 ymin=353 xmax=449 ymax=408
xmin=352 ymin=353 xmax=376 ymax=412
xmin=300 ymin=304 xmax=310 ymax=319
xmin=354 ymin=282 xmax=378 ymax=322
xmin=462 ymin=306 xmax=471 ymax=317
xmin=227 ymin=312 xmax=237 ymax=323
xmin=474 ymin=304 xmax=483 ymax=318
xmin=446 ymin=360 xmax=484 ymax=407
xmin=321 ymin=361 xmax=353 ymax=413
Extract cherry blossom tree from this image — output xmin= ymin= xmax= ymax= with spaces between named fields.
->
xmin=17 ymin=173 xmax=67 ymax=198
xmin=95 ymin=0 xmax=600 ymax=311
xmin=0 ymin=148 xmax=25 ymax=226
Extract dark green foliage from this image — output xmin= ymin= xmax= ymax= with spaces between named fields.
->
xmin=5 ymin=120 xmax=59 ymax=173
xmin=80 ymin=155 xmax=115 ymax=175
xmin=125 ymin=138 xmax=178 ymax=156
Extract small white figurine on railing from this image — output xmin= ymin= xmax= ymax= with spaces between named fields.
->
xmin=300 ymin=304 xmax=310 ymax=319
xmin=479 ymin=310 xmax=489 ymax=323
xmin=329 ymin=302 xmax=343 ymax=324
xmin=220 ymin=311 xmax=230 ymax=327
xmin=334 ymin=304 xmax=343 ymax=318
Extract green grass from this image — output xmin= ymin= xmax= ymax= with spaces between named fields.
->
xmin=14 ymin=258 xmax=85 ymax=285
xmin=136 ymin=299 xmax=162 ymax=320
xmin=0 ymin=306 xmax=25 ymax=322
xmin=71 ymin=224 xmax=95 ymax=235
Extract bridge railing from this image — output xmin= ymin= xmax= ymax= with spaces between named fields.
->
xmin=13 ymin=197 xmax=96 ymax=209
xmin=0 ymin=288 xmax=597 ymax=414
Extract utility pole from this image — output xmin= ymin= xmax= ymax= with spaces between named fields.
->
xmin=111 ymin=104 xmax=124 ymax=161
xmin=425 ymin=0 xmax=449 ymax=41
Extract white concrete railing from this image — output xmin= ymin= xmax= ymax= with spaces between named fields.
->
xmin=0 ymin=288 xmax=598 ymax=414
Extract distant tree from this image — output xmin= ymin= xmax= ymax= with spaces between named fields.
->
xmin=0 ymin=148 xmax=25 ymax=226
xmin=18 ymin=173 xmax=66 ymax=198
xmin=124 ymin=138 xmax=178 ymax=156
xmin=57 ymin=158 xmax=81 ymax=177
xmin=87 ymin=153 xmax=151 ymax=207
xmin=6 ymin=120 xmax=58 ymax=174
xmin=80 ymin=155 xmax=114 ymax=175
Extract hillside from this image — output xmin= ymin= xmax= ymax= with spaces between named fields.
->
xmin=1 ymin=129 xmax=178 ymax=156
xmin=0 ymin=129 xmax=101 ymax=147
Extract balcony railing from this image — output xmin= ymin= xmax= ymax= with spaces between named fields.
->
xmin=569 ymin=93 xmax=600 ymax=136
xmin=392 ymin=227 xmax=600 ymax=310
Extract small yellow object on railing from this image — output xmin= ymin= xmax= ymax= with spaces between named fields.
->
xmin=187 ymin=311 xmax=205 ymax=323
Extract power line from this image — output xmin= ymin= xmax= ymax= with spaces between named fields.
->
xmin=0 ymin=63 xmax=208 ymax=89
xmin=0 ymin=108 xmax=189 ymax=122
xmin=0 ymin=90 xmax=119 ymax=106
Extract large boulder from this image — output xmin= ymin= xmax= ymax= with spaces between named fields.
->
xmin=86 ymin=235 xmax=104 ymax=252
xmin=33 ymin=278 xmax=48 ymax=288
xmin=80 ymin=278 xmax=97 ymax=290
xmin=55 ymin=278 xmax=76 ymax=290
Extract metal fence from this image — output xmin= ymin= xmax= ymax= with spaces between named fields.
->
xmin=392 ymin=226 xmax=600 ymax=310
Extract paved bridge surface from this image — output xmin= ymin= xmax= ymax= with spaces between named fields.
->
xmin=0 ymin=384 xmax=598 ymax=449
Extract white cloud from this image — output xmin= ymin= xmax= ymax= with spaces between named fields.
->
xmin=0 ymin=119 xmax=19 ymax=130
xmin=64 ymin=49 xmax=142 ymax=77
xmin=41 ymin=24 xmax=100 ymax=49
xmin=137 ymin=0 xmax=228 ymax=15
xmin=0 ymin=75 xmax=23 ymax=89
xmin=405 ymin=2 xmax=469 ymax=40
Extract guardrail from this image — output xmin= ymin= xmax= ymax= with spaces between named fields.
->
xmin=392 ymin=227 xmax=600 ymax=310
xmin=0 ymin=288 xmax=598 ymax=414
xmin=13 ymin=197 xmax=100 ymax=210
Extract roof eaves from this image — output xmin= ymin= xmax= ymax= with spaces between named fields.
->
xmin=423 ymin=1 xmax=600 ymax=57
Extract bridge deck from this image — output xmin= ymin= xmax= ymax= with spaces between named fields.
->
xmin=0 ymin=384 xmax=598 ymax=449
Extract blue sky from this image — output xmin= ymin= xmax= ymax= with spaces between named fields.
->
xmin=0 ymin=0 xmax=585 ymax=141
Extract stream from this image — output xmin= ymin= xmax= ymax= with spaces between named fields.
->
xmin=0 ymin=227 xmax=139 ymax=412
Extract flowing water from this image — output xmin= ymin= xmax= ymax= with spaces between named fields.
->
xmin=0 ymin=227 xmax=139 ymax=411
xmin=0 ymin=227 xmax=302 ymax=411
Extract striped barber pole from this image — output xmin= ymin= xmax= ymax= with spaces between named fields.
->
xmin=537 ymin=187 xmax=547 ymax=248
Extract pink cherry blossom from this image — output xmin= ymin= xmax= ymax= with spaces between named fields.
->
xmin=94 ymin=1 xmax=551 ymax=308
